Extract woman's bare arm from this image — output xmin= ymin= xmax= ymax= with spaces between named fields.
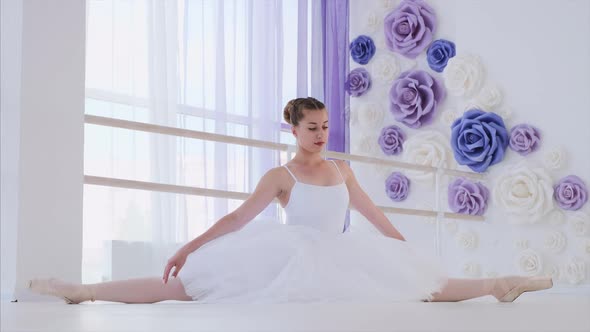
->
xmin=338 ymin=160 xmax=406 ymax=241
xmin=180 ymin=167 xmax=284 ymax=254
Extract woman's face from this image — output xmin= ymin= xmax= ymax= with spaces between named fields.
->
xmin=292 ymin=109 xmax=329 ymax=153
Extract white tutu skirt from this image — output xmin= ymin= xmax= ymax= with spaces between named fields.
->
xmin=177 ymin=222 xmax=449 ymax=304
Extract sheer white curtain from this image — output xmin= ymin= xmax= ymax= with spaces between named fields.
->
xmin=83 ymin=0 xmax=323 ymax=283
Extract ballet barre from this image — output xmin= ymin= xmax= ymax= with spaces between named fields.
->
xmin=83 ymin=114 xmax=485 ymax=223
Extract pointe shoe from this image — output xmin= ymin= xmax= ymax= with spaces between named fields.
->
xmin=28 ymin=278 xmax=95 ymax=304
xmin=497 ymin=276 xmax=553 ymax=302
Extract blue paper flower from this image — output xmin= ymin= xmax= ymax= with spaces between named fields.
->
xmin=426 ymin=39 xmax=456 ymax=72
xmin=350 ymin=35 xmax=376 ymax=65
xmin=450 ymin=109 xmax=509 ymax=173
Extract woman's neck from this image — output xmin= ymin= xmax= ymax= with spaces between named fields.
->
xmin=291 ymin=149 xmax=325 ymax=166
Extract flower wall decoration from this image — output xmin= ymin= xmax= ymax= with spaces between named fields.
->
xmin=447 ymin=178 xmax=489 ymax=216
xmin=385 ymin=172 xmax=410 ymax=201
xmin=492 ymin=163 xmax=554 ymax=223
xmin=509 ymin=124 xmax=541 ymax=156
xmin=345 ymin=68 xmax=372 ymax=97
xmin=402 ymin=131 xmax=454 ymax=181
xmin=350 ymin=35 xmax=376 ymax=65
xmin=553 ymin=175 xmax=588 ymax=211
xmin=389 ymin=70 xmax=445 ymax=128
xmin=426 ymin=39 xmax=455 ymax=72
xmin=443 ymin=54 xmax=486 ymax=97
xmin=378 ymin=125 xmax=406 ymax=155
xmin=450 ymin=109 xmax=509 ymax=173
xmin=516 ymin=249 xmax=543 ymax=276
xmin=384 ymin=0 xmax=436 ymax=59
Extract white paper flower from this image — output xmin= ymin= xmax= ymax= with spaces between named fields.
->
xmin=441 ymin=110 xmax=460 ymax=127
xmin=492 ymin=163 xmax=555 ymax=223
xmin=547 ymin=209 xmax=566 ymax=225
xmin=355 ymin=102 xmax=385 ymax=130
xmin=485 ymin=271 xmax=499 ymax=278
xmin=569 ymin=211 xmax=590 ymax=237
xmin=463 ymin=262 xmax=482 ymax=277
xmin=515 ymin=239 xmax=529 ymax=250
xmin=462 ymin=101 xmax=486 ymax=113
xmin=402 ymin=131 xmax=454 ymax=181
xmin=443 ymin=54 xmax=486 ymax=97
xmin=546 ymin=265 xmax=560 ymax=280
xmin=516 ymin=249 xmax=543 ymax=276
xmin=543 ymin=146 xmax=567 ymax=171
xmin=455 ymin=230 xmax=478 ymax=251
xmin=371 ymin=53 xmax=400 ymax=84
xmin=474 ymin=83 xmax=503 ymax=111
xmin=496 ymin=106 xmax=513 ymax=121
xmin=364 ymin=11 xmax=382 ymax=33
xmin=581 ymin=239 xmax=590 ymax=256
xmin=544 ymin=231 xmax=567 ymax=254
xmin=562 ymin=257 xmax=586 ymax=285
xmin=353 ymin=134 xmax=380 ymax=157
xmin=444 ymin=220 xmax=458 ymax=234
xmin=381 ymin=0 xmax=396 ymax=9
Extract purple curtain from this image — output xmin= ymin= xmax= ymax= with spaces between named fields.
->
xmin=322 ymin=0 xmax=350 ymax=231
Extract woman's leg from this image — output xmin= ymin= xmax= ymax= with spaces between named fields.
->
xmin=29 ymin=277 xmax=193 ymax=304
xmin=427 ymin=276 xmax=552 ymax=302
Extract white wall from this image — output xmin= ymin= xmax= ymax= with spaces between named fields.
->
xmin=1 ymin=0 xmax=23 ymax=302
xmin=349 ymin=0 xmax=590 ymax=289
xmin=11 ymin=0 xmax=86 ymax=301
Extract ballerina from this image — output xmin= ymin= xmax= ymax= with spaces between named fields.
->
xmin=28 ymin=97 xmax=552 ymax=304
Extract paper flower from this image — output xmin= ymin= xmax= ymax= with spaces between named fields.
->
xmin=356 ymin=102 xmax=385 ymax=130
xmin=383 ymin=0 xmax=436 ymax=59
xmin=515 ymin=239 xmax=529 ymax=250
xmin=544 ymin=231 xmax=567 ymax=254
xmin=426 ymin=39 xmax=456 ymax=72
xmin=493 ymin=163 xmax=554 ymax=223
xmin=450 ymin=109 xmax=509 ymax=172
xmin=378 ymin=125 xmax=406 ymax=156
xmin=455 ymin=230 xmax=479 ymax=251
xmin=389 ymin=70 xmax=445 ymax=128
xmin=448 ymin=178 xmax=489 ymax=216
xmin=562 ymin=257 xmax=586 ymax=285
xmin=350 ymin=35 xmax=376 ymax=65
xmin=444 ymin=54 xmax=485 ymax=97
xmin=474 ymin=83 xmax=503 ymax=111
xmin=371 ymin=53 xmax=401 ymax=84
xmin=345 ymin=68 xmax=372 ymax=97
xmin=509 ymin=124 xmax=541 ymax=156
xmin=553 ymin=175 xmax=588 ymax=211
xmin=402 ymin=131 xmax=454 ymax=181
xmin=385 ymin=172 xmax=410 ymax=202
xmin=516 ymin=249 xmax=543 ymax=276
xmin=547 ymin=209 xmax=566 ymax=225
xmin=543 ymin=146 xmax=567 ymax=170
xmin=354 ymin=134 xmax=381 ymax=157
xmin=569 ymin=211 xmax=590 ymax=237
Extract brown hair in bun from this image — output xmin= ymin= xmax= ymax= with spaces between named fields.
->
xmin=283 ymin=97 xmax=326 ymax=126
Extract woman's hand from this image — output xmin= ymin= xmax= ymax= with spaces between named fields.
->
xmin=162 ymin=247 xmax=190 ymax=284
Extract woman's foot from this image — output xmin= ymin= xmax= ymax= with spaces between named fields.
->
xmin=28 ymin=278 xmax=95 ymax=304
xmin=491 ymin=276 xmax=553 ymax=302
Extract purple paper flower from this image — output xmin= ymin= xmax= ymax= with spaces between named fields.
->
xmin=350 ymin=35 xmax=376 ymax=65
xmin=448 ymin=178 xmax=489 ymax=216
xmin=509 ymin=124 xmax=541 ymax=156
xmin=385 ymin=172 xmax=410 ymax=202
xmin=378 ymin=125 xmax=406 ymax=156
xmin=389 ymin=70 xmax=445 ymax=128
xmin=345 ymin=68 xmax=371 ymax=97
xmin=553 ymin=175 xmax=588 ymax=211
xmin=427 ymin=39 xmax=456 ymax=72
xmin=450 ymin=109 xmax=509 ymax=173
xmin=384 ymin=0 xmax=437 ymax=59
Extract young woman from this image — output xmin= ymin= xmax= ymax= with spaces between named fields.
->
xmin=29 ymin=97 xmax=552 ymax=304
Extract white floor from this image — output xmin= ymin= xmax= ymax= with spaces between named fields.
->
xmin=2 ymin=293 xmax=590 ymax=332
